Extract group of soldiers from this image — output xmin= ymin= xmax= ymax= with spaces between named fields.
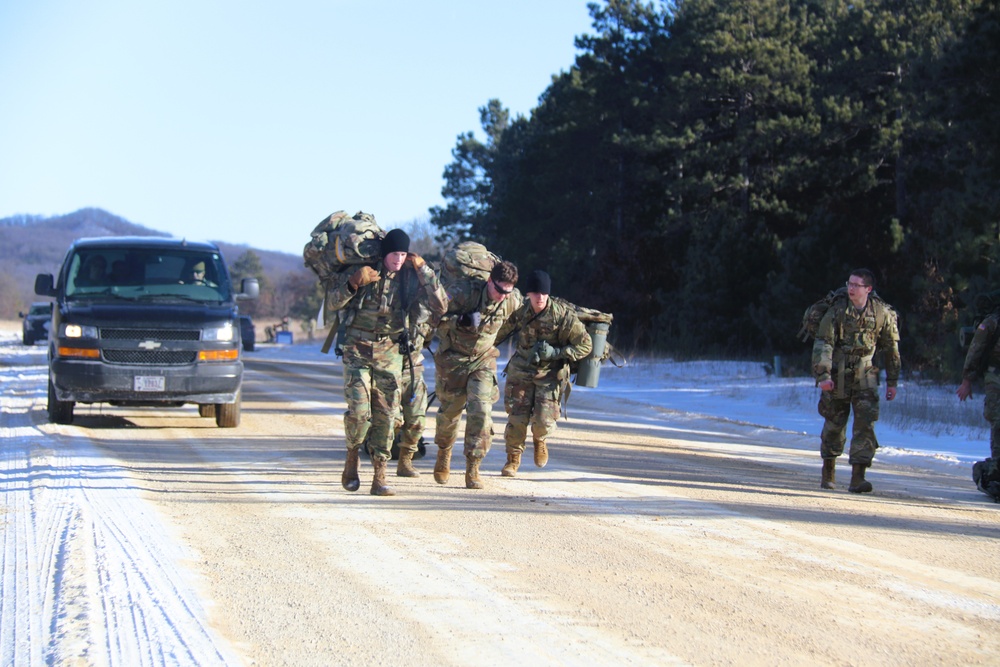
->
xmin=326 ymin=229 xmax=592 ymax=496
xmin=327 ymin=244 xmax=996 ymax=498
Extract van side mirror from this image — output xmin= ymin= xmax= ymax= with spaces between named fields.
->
xmin=35 ymin=273 xmax=56 ymax=297
xmin=237 ymin=277 xmax=259 ymax=300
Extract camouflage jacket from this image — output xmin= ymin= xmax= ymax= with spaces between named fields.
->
xmin=435 ymin=279 xmax=523 ymax=361
xmin=962 ymin=312 xmax=1000 ymax=384
xmin=326 ymin=260 xmax=447 ymax=343
xmin=497 ymin=297 xmax=593 ymax=381
xmin=812 ymin=296 xmax=900 ymax=391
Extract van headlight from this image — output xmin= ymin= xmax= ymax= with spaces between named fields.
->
xmin=62 ymin=323 xmax=98 ymax=339
xmin=203 ymin=322 xmax=234 ymax=342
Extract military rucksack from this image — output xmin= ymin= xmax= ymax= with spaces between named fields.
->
xmin=302 ymin=211 xmax=384 ymax=284
xmin=438 ymin=241 xmax=501 ymax=292
xmin=798 ymin=286 xmax=895 ymax=342
xmin=302 ymin=210 xmax=386 ymax=353
xmin=551 ymin=296 xmax=619 ymax=372
xmin=972 ymin=457 xmax=1000 ymax=502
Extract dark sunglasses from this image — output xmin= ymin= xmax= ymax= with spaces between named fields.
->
xmin=491 ymin=280 xmax=513 ymax=295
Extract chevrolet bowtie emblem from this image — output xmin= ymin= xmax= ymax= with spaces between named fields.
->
xmin=138 ymin=340 xmax=162 ymax=350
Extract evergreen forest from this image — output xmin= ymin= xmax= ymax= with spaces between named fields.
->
xmin=429 ymin=0 xmax=1000 ymax=377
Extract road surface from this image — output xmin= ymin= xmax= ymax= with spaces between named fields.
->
xmin=2 ymin=334 xmax=999 ymax=666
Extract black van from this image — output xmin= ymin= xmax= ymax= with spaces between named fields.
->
xmin=35 ymin=237 xmax=259 ymax=427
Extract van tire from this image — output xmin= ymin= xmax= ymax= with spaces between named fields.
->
xmin=216 ymin=390 xmax=241 ymax=428
xmin=48 ymin=379 xmax=75 ymax=424
xmin=198 ymin=404 xmax=216 ymax=418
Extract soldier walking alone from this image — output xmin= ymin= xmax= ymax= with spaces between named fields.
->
xmin=812 ymin=268 xmax=900 ymax=493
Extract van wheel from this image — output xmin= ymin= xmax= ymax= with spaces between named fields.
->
xmin=48 ymin=379 xmax=74 ymax=424
xmin=216 ymin=390 xmax=241 ymax=428
xmin=23 ymin=333 xmax=33 ymax=345
xmin=198 ymin=404 xmax=216 ymax=418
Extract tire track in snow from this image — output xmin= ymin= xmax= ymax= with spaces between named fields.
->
xmin=0 ymin=341 xmax=240 ymax=666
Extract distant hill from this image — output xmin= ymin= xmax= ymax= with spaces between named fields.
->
xmin=0 ymin=208 xmax=307 ymax=317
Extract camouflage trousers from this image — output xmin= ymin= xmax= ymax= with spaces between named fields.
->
xmin=503 ymin=373 xmax=561 ymax=454
xmin=983 ymin=384 xmax=1000 ymax=460
xmin=818 ymin=385 xmax=880 ymax=466
xmin=396 ymin=359 xmax=428 ymax=454
xmin=434 ymin=353 xmax=499 ymax=459
xmin=341 ymin=338 xmax=403 ymax=462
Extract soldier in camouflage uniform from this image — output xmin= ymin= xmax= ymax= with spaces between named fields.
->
xmin=433 ymin=260 xmax=522 ymax=489
xmin=957 ymin=312 xmax=1000 ymax=461
xmin=394 ymin=319 xmax=434 ymax=478
xmin=326 ymin=229 xmax=447 ymax=496
xmin=496 ymin=270 xmax=592 ymax=476
xmin=812 ymin=268 xmax=901 ymax=493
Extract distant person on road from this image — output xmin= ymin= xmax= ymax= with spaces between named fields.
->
xmin=325 ymin=228 xmax=447 ymax=496
xmin=432 ymin=259 xmax=521 ymax=489
xmin=495 ymin=270 xmax=592 ymax=478
xmin=812 ymin=268 xmax=900 ymax=493
xmin=956 ymin=311 xmax=1000 ymax=461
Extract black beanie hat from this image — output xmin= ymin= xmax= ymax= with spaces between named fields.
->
xmin=381 ymin=229 xmax=410 ymax=257
xmin=525 ymin=269 xmax=551 ymax=295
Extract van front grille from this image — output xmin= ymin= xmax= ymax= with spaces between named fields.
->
xmin=101 ymin=328 xmax=200 ymax=341
xmin=104 ymin=350 xmax=198 ymax=365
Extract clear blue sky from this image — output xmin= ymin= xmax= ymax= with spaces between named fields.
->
xmin=0 ymin=1 xmax=594 ymax=255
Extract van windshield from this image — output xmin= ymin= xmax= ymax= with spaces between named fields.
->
xmin=65 ymin=248 xmax=231 ymax=301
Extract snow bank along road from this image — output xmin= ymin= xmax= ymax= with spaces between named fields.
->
xmin=3 ymin=335 xmax=999 ymax=666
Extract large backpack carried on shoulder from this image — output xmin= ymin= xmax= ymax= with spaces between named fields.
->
xmin=302 ymin=210 xmax=385 ymax=353
xmin=438 ymin=241 xmax=501 ymax=292
xmin=303 ymin=211 xmax=384 ymax=284
xmin=972 ymin=457 xmax=1000 ymax=502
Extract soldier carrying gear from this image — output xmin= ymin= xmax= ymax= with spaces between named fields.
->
xmin=326 ymin=226 xmax=447 ymax=496
xmin=957 ymin=308 xmax=1000 ymax=494
xmin=812 ymin=268 xmax=901 ymax=493
xmin=495 ymin=270 xmax=593 ymax=478
xmin=433 ymin=258 xmax=522 ymax=489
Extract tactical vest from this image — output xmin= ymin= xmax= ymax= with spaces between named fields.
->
xmin=814 ymin=297 xmax=898 ymax=398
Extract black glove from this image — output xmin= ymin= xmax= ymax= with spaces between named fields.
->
xmin=458 ymin=311 xmax=482 ymax=328
xmin=531 ymin=340 xmax=562 ymax=364
xmin=398 ymin=335 xmax=416 ymax=355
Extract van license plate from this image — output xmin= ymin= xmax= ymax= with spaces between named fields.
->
xmin=135 ymin=376 xmax=165 ymax=392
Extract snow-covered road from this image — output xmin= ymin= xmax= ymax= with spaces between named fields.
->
xmin=3 ymin=330 xmax=999 ymax=667
xmin=1 ymin=342 xmax=238 ymax=665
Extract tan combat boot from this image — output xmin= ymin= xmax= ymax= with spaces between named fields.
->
xmin=396 ymin=448 xmax=420 ymax=477
xmin=848 ymin=463 xmax=873 ymax=493
xmin=370 ymin=457 xmax=396 ymax=496
xmin=821 ymin=458 xmax=836 ymax=489
xmin=501 ymin=448 xmax=521 ymax=477
xmin=465 ymin=455 xmax=483 ymax=490
xmin=342 ymin=447 xmax=361 ymax=492
xmin=533 ymin=439 xmax=549 ymax=468
xmin=433 ymin=445 xmax=452 ymax=485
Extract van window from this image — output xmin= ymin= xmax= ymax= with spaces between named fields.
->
xmin=66 ymin=248 xmax=231 ymax=301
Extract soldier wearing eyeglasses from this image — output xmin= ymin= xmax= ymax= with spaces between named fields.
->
xmin=432 ymin=260 xmax=522 ymax=489
xmin=812 ymin=268 xmax=901 ymax=493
